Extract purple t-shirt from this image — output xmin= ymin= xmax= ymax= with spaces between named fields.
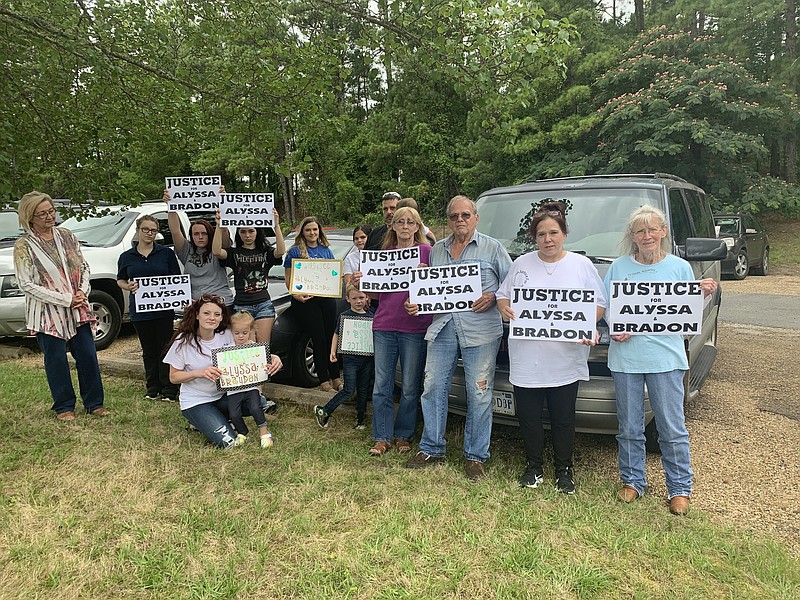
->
xmin=372 ymin=244 xmax=433 ymax=334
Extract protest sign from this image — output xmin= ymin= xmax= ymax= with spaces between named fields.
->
xmin=289 ymin=259 xmax=343 ymax=298
xmin=212 ymin=342 xmax=271 ymax=392
xmin=607 ymin=280 xmax=703 ymax=335
xmin=337 ymin=315 xmax=374 ymax=356
xmin=359 ymin=247 xmax=420 ymax=292
xmin=509 ymin=287 xmax=597 ymax=342
xmin=165 ymin=175 xmax=221 ymax=211
xmin=219 ymin=193 xmax=275 ymax=227
xmin=134 ymin=274 xmax=191 ymax=313
xmin=408 ymin=263 xmax=482 ymax=314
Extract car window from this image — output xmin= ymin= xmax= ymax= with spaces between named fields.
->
xmin=685 ymin=189 xmax=714 ymax=238
xmin=668 ymin=189 xmax=691 ymax=249
xmin=62 ymin=211 xmax=138 ymax=247
xmin=476 ymin=187 xmax=662 ymax=259
xmin=0 ymin=212 xmax=23 ymax=242
xmin=151 ymin=212 xmax=173 ymax=246
xmin=715 ymin=217 xmax=740 ymax=236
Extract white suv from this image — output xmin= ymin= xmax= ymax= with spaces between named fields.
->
xmin=0 ymin=201 xmax=190 ymax=349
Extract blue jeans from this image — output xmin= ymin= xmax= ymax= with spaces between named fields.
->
xmin=371 ymin=330 xmax=426 ymax=443
xmin=613 ymin=370 xmax=693 ymax=498
xmin=228 ymin=389 xmax=266 ymax=436
xmin=182 ymin=396 xmax=238 ymax=448
xmin=418 ymin=321 xmax=501 ymax=462
xmin=234 ymin=299 xmax=275 ymax=320
xmin=324 ymin=354 xmax=374 ymax=419
xmin=36 ymin=324 xmax=104 ymax=415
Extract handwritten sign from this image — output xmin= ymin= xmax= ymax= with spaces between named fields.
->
xmin=408 ymin=264 xmax=482 ymax=314
xmin=289 ymin=259 xmax=343 ymax=298
xmin=219 ymin=193 xmax=275 ymax=227
xmin=509 ymin=287 xmax=597 ymax=342
xmin=212 ymin=342 xmax=270 ymax=392
xmin=608 ymin=280 xmax=703 ymax=335
xmin=165 ymin=175 xmax=221 ymax=212
xmin=337 ymin=315 xmax=374 ymax=356
xmin=134 ymin=274 xmax=191 ymax=313
xmin=359 ymin=247 xmax=420 ymax=292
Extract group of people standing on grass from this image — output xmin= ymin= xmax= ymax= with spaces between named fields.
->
xmin=14 ymin=187 xmax=715 ymax=516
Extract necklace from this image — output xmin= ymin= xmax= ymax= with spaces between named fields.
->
xmin=540 ymin=253 xmax=565 ymax=276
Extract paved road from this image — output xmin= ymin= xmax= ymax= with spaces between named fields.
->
xmin=719 ymin=291 xmax=800 ymax=330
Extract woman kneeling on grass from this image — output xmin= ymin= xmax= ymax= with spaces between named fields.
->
xmin=163 ymin=294 xmax=283 ymax=448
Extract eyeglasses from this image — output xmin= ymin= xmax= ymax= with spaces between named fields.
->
xmin=394 ymin=219 xmax=417 ymax=227
xmin=33 ymin=208 xmax=56 ymax=219
xmin=447 ymin=212 xmax=473 ymax=221
xmin=382 ymin=192 xmax=401 ymax=201
xmin=633 ymin=227 xmax=663 ymax=238
xmin=139 ymin=227 xmax=158 ymax=235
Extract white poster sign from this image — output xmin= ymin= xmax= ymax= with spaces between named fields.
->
xmin=608 ymin=280 xmax=704 ymax=335
xmin=134 ymin=274 xmax=192 ymax=313
xmin=509 ymin=287 xmax=597 ymax=342
xmin=212 ymin=342 xmax=270 ymax=391
xmin=289 ymin=259 xmax=343 ymax=298
xmin=359 ymin=247 xmax=420 ymax=292
xmin=219 ymin=193 xmax=275 ymax=227
xmin=165 ymin=175 xmax=221 ymax=212
xmin=337 ymin=315 xmax=374 ymax=356
xmin=408 ymin=263 xmax=482 ymax=314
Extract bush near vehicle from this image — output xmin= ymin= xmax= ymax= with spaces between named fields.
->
xmin=714 ymin=213 xmax=770 ymax=280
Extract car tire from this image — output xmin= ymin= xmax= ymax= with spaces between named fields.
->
xmin=751 ymin=248 xmax=769 ymax=276
xmin=290 ymin=331 xmax=320 ymax=388
xmin=732 ymin=250 xmax=749 ymax=280
xmin=89 ymin=290 xmax=121 ymax=350
xmin=644 ymin=418 xmax=661 ymax=454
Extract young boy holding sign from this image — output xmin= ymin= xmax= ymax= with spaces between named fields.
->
xmin=226 ymin=311 xmax=274 ymax=448
xmin=314 ymin=287 xmax=375 ymax=430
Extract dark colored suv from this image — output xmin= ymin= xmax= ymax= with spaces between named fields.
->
xmin=447 ymin=174 xmax=726 ymax=450
xmin=714 ymin=213 xmax=769 ymax=280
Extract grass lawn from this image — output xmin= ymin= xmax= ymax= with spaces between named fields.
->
xmin=0 ymin=363 xmax=797 ymax=599
xmin=763 ymin=217 xmax=800 ymax=268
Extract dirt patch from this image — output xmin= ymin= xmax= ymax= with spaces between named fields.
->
xmin=723 ymin=268 xmax=800 ymax=295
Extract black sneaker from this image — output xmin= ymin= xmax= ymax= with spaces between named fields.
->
xmin=264 ymin=399 xmax=278 ymax=415
xmin=354 ymin=417 xmax=366 ymax=430
xmin=313 ymin=405 xmax=329 ymax=429
xmin=555 ymin=468 xmax=575 ymax=494
xmin=518 ymin=465 xmax=544 ymax=488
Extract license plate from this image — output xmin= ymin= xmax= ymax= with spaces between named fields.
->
xmin=492 ymin=390 xmax=515 ymax=415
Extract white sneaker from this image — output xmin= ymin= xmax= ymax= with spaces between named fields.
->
xmin=260 ymin=432 xmax=274 ymax=448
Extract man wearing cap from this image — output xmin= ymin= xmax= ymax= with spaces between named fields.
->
xmin=365 ymin=191 xmax=400 ymax=251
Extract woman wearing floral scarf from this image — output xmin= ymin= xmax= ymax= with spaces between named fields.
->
xmin=13 ymin=191 xmax=107 ymax=421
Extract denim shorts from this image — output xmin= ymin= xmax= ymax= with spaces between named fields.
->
xmin=233 ymin=299 xmax=276 ymax=320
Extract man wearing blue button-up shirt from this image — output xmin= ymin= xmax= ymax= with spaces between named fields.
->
xmin=404 ymin=195 xmax=512 ymax=481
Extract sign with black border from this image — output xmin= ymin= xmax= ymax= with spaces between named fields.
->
xmin=211 ymin=342 xmax=271 ymax=392
xmin=337 ymin=315 xmax=374 ymax=356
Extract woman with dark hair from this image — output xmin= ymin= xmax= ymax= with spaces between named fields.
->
xmin=343 ymin=223 xmax=372 ymax=288
xmin=496 ymin=202 xmax=606 ymax=494
xmin=166 ymin=192 xmax=233 ymax=305
xmin=283 ymin=216 xmax=341 ymax=392
xmin=212 ymin=209 xmax=285 ymax=344
xmin=14 ymin=190 xmax=107 ymax=421
xmin=604 ymin=205 xmax=717 ymax=515
xmin=118 ymin=214 xmax=181 ymax=402
xmin=163 ymin=294 xmax=283 ymax=448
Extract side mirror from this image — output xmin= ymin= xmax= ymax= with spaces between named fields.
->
xmin=745 ymin=228 xmax=758 ymax=234
xmin=684 ymin=237 xmax=727 ymax=261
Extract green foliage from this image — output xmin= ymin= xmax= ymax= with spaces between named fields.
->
xmin=717 ymin=177 xmax=800 ymax=217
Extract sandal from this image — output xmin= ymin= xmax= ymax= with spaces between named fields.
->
xmin=369 ymin=441 xmax=391 ymax=456
xmin=393 ymin=438 xmax=412 ymax=454
xmin=319 ymin=381 xmax=334 ymax=392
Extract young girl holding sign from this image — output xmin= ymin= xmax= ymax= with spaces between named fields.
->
xmin=163 ymin=295 xmax=283 ymax=448
xmin=212 ymin=209 xmax=285 ymax=344
xmin=283 ymin=216 xmax=342 ymax=392
xmin=227 ymin=311 xmax=273 ymax=448
xmin=496 ymin=202 xmax=606 ymax=494
xmin=117 ymin=214 xmax=181 ymax=402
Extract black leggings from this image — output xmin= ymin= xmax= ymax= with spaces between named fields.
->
xmin=514 ymin=381 xmax=579 ymax=472
xmin=290 ymin=296 xmax=340 ymax=382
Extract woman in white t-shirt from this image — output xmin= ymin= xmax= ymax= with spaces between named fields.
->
xmin=342 ymin=224 xmax=372 ymax=287
xmin=163 ymin=294 xmax=283 ymax=448
xmin=496 ymin=202 xmax=606 ymax=494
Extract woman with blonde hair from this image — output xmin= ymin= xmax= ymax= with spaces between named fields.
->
xmin=13 ymin=191 xmax=107 ymax=421
xmin=283 ymin=216 xmax=341 ymax=391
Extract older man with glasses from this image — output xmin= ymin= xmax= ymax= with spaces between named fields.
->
xmin=405 ymin=195 xmax=512 ymax=481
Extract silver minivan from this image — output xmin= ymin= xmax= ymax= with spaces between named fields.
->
xmin=446 ymin=174 xmax=726 ymax=450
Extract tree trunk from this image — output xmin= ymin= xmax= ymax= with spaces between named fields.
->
xmin=785 ymin=0 xmax=797 ymax=183
xmin=635 ymin=0 xmax=645 ymax=32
